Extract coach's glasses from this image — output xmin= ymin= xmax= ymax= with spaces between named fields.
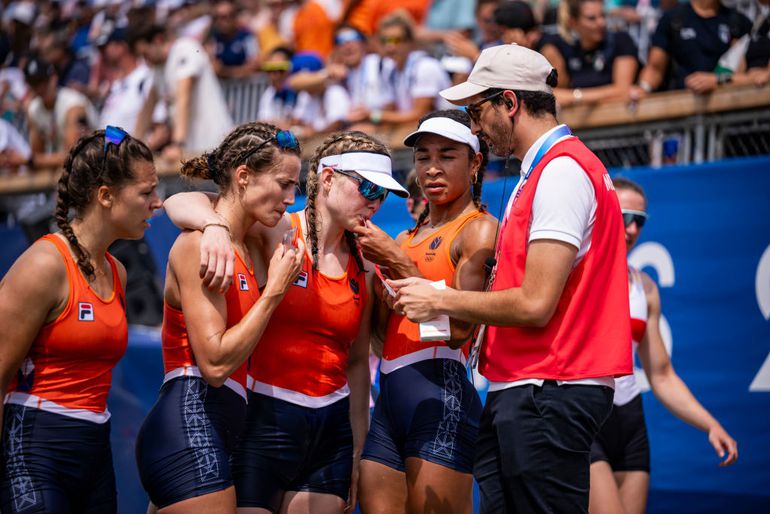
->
xmin=241 ymin=130 xmax=299 ymax=165
xmin=465 ymin=91 xmax=505 ymax=125
xmin=332 ymin=169 xmax=389 ymax=202
xmin=621 ymin=209 xmax=648 ymax=228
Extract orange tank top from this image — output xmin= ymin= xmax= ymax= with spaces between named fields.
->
xmin=381 ymin=210 xmax=489 ymax=373
xmin=5 ymin=234 xmax=127 ymax=423
xmin=161 ymin=250 xmax=260 ymax=400
xmin=248 ymin=212 xmax=368 ymax=407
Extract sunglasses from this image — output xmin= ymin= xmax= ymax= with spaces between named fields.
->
xmin=241 ymin=130 xmax=299 ymax=164
xmin=621 ymin=209 xmax=647 ymax=228
xmin=262 ymin=61 xmax=292 ymax=73
xmin=104 ymin=125 xmax=129 ymax=158
xmin=332 ymin=169 xmax=389 ymax=202
xmin=379 ymin=35 xmax=405 ymax=45
xmin=465 ymin=91 xmax=504 ymax=124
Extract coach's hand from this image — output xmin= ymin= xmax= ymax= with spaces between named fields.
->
xmin=390 ymin=276 xmax=443 ymax=322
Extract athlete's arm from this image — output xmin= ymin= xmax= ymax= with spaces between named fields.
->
xmin=637 ymin=272 xmax=738 ymax=466
xmin=346 ymin=267 xmax=374 ymax=512
xmin=0 ymin=242 xmax=67 ymax=437
xmin=171 ymin=231 xmax=303 ymax=387
xmin=391 ymin=238 xmax=577 ymax=327
xmin=445 ymin=215 xmax=498 ymax=349
xmin=164 ymin=191 xmax=236 ymax=291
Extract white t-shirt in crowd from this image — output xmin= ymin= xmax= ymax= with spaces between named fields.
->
xmin=347 ymin=54 xmax=394 ymax=110
xmin=27 ymin=87 xmax=99 ymax=152
xmin=0 ymin=118 xmax=31 ymax=161
xmin=100 ymin=62 xmax=167 ymax=133
xmin=391 ymin=51 xmax=451 ymax=113
xmin=293 ymin=84 xmax=351 ymax=132
xmin=164 ymin=37 xmax=233 ymax=152
xmin=258 ymin=86 xmax=299 ymax=124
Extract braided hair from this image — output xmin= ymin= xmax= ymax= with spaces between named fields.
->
xmin=180 ymin=121 xmax=300 ymax=190
xmin=408 ymin=109 xmax=489 ymax=234
xmin=55 ymin=129 xmax=153 ymax=282
xmin=305 ymin=131 xmax=390 ymax=273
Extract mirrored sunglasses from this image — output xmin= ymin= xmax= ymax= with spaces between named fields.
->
xmin=104 ymin=125 xmax=129 ymax=158
xmin=241 ymin=130 xmax=299 ymax=164
xmin=333 ymin=169 xmax=389 ymax=202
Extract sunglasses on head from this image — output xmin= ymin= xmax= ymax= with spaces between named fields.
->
xmin=332 ymin=169 xmax=389 ymax=202
xmin=241 ymin=130 xmax=299 ymax=164
xmin=104 ymin=125 xmax=129 ymax=158
xmin=621 ymin=209 xmax=647 ymax=228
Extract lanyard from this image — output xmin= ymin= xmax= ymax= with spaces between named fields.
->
xmin=504 ymin=125 xmax=573 ymax=222
xmin=467 ymin=125 xmax=573 ymax=373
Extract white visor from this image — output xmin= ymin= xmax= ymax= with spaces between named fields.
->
xmin=319 ymin=152 xmax=409 ymax=198
xmin=403 ymin=117 xmax=480 ymax=153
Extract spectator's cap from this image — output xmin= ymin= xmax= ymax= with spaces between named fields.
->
xmin=334 ymin=27 xmax=366 ymax=46
xmin=319 ymin=152 xmax=409 ymax=198
xmin=494 ymin=1 xmax=537 ymax=32
xmin=9 ymin=2 xmax=35 ymax=26
xmin=291 ymin=52 xmax=323 ymax=73
xmin=23 ymin=56 xmax=57 ymax=85
xmin=440 ymin=44 xmax=555 ymax=104
xmin=441 ymin=55 xmax=473 ymax=76
xmin=93 ymin=20 xmax=128 ymax=47
xmin=403 ymin=116 xmax=480 ymax=153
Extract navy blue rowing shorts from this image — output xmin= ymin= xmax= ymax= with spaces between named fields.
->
xmin=362 ymin=358 xmax=481 ymax=473
xmin=0 ymin=403 xmax=116 ymax=514
xmin=135 ymin=376 xmax=246 ymax=509
xmin=232 ymin=392 xmax=352 ymax=512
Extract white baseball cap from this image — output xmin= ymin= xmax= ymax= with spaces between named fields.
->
xmin=440 ymin=44 xmax=556 ymax=105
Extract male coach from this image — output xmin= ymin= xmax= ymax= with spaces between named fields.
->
xmin=391 ymin=44 xmax=632 ymax=513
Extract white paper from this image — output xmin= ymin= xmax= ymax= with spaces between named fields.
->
xmin=419 ymin=280 xmax=451 ymax=342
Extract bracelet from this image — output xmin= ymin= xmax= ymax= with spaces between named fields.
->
xmin=717 ymin=72 xmax=733 ymax=85
xmin=572 ymin=88 xmax=583 ymax=103
xmin=202 ymin=221 xmax=231 ymax=237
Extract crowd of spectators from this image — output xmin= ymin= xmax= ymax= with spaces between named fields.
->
xmin=0 ymin=0 xmax=768 ymax=191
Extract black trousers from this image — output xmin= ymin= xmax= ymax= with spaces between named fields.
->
xmin=474 ymin=381 xmax=614 ymax=514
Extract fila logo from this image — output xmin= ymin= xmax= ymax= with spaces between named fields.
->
xmin=78 ymin=302 xmax=94 ymax=321
xmin=293 ymin=271 xmax=308 ymax=288
xmin=429 ymin=236 xmax=443 ymax=250
xmin=238 ymin=273 xmax=249 ymax=291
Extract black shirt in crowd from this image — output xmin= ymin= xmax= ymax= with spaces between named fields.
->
xmin=542 ymin=31 xmax=638 ymax=88
xmin=651 ymin=3 xmax=752 ymax=89
xmin=746 ymin=16 xmax=770 ymax=71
